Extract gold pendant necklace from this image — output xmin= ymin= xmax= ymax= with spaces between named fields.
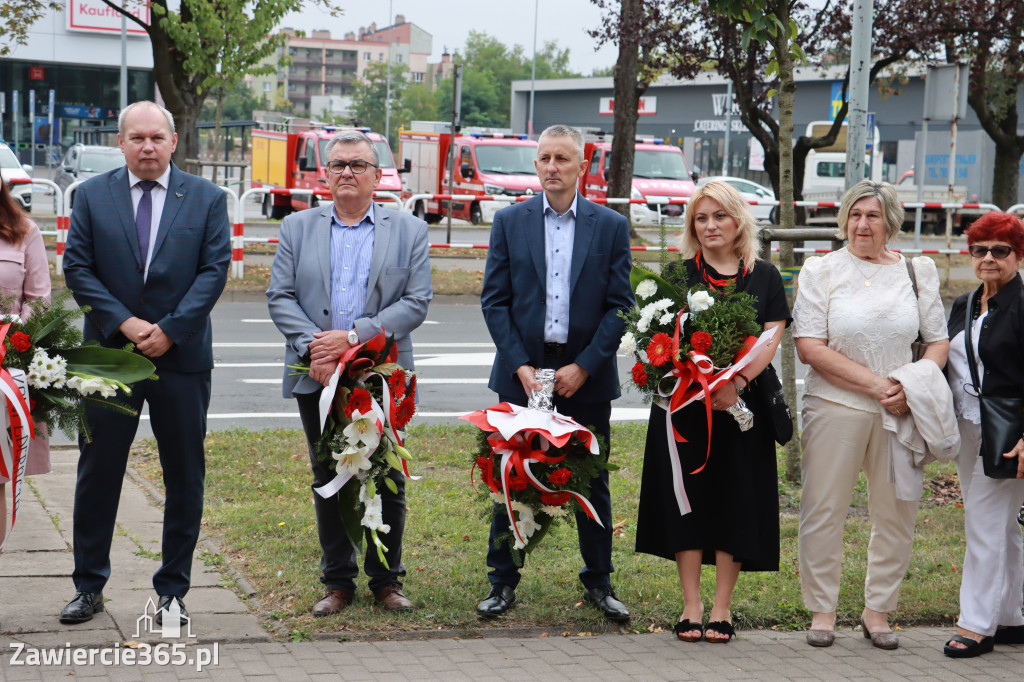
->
xmin=849 ymin=251 xmax=886 ymax=287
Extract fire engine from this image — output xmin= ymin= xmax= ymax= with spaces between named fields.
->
xmin=579 ymin=134 xmax=697 ymax=225
xmin=399 ymin=122 xmax=541 ymax=224
xmin=251 ymin=124 xmax=406 ymax=219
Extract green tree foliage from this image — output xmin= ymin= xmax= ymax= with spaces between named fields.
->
xmin=350 ymin=61 xmax=414 ymax=143
xmin=199 ymin=81 xmax=261 ymax=121
xmin=100 ymin=0 xmax=338 ymax=167
xmin=440 ymin=31 xmax=580 ymax=128
xmin=0 ymin=0 xmax=62 ymax=56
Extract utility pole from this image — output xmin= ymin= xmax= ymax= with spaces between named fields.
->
xmin=845 ymin=0 xmax=873 ymax=192
xmin=446 ymin=64 xmax=463 ymax=242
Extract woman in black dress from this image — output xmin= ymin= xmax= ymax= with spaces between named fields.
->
xmin=635 ymin=181 xmax=789 ymax=643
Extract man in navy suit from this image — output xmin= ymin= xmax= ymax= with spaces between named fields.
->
xmin=59 ymin=101 xmax=230 ymax=625
xmin=477 ymin=124 xmax=633 ymax=622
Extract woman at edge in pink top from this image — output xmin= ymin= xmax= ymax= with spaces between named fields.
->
xmin=0 ymin=175 xmax=51 ymax=551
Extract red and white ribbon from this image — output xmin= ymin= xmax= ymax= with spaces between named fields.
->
xmin=0 ymin=322 xmax=35 ymax=550
xmin=655 ymin=324 xmax=778 ymax=516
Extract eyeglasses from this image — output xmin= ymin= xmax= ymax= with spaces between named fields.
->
xmin=326 ymin=159 xmax=376 ymax=175
xmin=968 ymin=244 xmax=1014 ymax=259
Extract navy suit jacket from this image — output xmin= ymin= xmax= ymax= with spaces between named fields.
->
xmin=481 ymin=194 xmax=633 ymax=403
xmin=63 ymin=163 xmax=231 ymax=372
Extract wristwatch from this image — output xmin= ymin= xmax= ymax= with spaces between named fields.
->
xmin=347 ymin=329 xmax=359 ymax=345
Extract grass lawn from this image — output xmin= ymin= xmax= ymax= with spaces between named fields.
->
xmin=129 ymin=423 xmax=968 ymax=640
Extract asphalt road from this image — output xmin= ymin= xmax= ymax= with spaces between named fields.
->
xmin=51 ymin=296 xmax=703 ymax=445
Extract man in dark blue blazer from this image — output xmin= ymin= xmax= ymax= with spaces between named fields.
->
xmin=59 ymin=101 xmax=230 ymax=625
xmin=477 ymin=124 xmax=634 ymax=622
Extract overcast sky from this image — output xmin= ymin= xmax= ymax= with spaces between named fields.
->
xmin=280 ymin=0 xmax=617 ymax=75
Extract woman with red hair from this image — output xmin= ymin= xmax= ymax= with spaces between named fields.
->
xmin=943 ymin=211 xmax=1024 ymax=657
xmin=0 ymin=175 xmax=50 ymax=552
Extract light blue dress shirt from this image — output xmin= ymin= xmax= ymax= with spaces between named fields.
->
xmin=542 ymin=192 xmax=577 ymax=344
xmin=329 ymin=204 xmax=375 ymax=332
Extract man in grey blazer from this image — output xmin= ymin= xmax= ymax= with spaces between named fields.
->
xmin=60 ymin=101 xmax=230 ymax=625
xmin=267 ymin=129 xmax=432 ymax=615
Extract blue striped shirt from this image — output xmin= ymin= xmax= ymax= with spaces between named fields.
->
xmin=542 ymin=192 xmax=577 ymax=343
xmin=329 ymin=204 xmax=375 ymax=332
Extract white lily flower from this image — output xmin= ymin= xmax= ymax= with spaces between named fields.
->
xmin=333 ymin=442 xmax=373 ymax=478
xmin=343 ymin=409 xmax=381 ymax=449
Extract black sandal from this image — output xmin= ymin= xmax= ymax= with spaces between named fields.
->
xmin=943 ymin=635 xmax=994 ymax=658
xmin=704 ymin=620 xmax=735 ymax=643
xmin=673 ymin=619 xmax=703 ymax=642
xmin=994 ymin=625 xmax=1024 ymax=644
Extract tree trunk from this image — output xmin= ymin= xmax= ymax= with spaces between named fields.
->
xmin=609 ymin=0 xmax=644 ymax=240
xmin=991 ymin=141 xmax=1023 ymax=209
xmin=212 ymin=89 xmax=226 ymax=184
xmin=773 ymin=2 xmax=802 ymax=484
xmin=145 ymin=15 xmax=207 ymax=172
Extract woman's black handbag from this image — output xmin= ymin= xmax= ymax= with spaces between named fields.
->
xmin=964 ymin=289 xmax=1023 ymax=479
xmin=750 ymin=364 xmax=793 ymax=445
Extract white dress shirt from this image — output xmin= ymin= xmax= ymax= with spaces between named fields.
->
xmin=127 ymin=166 xmax=171 ymax=281
xmin=542 ymin=192 xmax=577 ymax=344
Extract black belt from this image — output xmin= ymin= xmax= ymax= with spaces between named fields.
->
xmin=544 ymin=342 xmax=567 ymax=358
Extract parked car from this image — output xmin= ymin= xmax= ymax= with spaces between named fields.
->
xmin=53 ymin=144 xmax=125 ymax=209
xmin=0 ymin=142 xmax=34 ymax=212
xmin=697 ymin=175 xmax=777 ymax=223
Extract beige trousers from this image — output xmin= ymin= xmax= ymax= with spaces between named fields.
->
xmin=798 ymin=396 xmax=919 ymax=613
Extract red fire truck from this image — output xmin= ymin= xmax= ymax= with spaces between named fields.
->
xmin=399 ymin=122 xmax=542 ymax=224
xmin=579 ymin=136 xmax=697 ymax=224
xmin=251 ymin=125 xmax=406 ymax=219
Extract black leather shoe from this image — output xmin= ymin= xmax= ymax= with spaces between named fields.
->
xmin=59 ymin=591 xmax=104 ymax=624
xmin=155 ymin=595 xmax=189 ymax=626
xmin=585 ymin=586 xmax=630 ymax=622
xmin=476 ymin=584 xmax=516 ymax=618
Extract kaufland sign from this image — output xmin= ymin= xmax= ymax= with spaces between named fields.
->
xmin=599 ymin=96 xmax=658 ymax=116
xmin=67 ymin=0 xmax=150 ymax=35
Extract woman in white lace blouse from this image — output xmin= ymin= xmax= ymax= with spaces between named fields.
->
xmin=791 ymin=180 xmax=949 ymax=649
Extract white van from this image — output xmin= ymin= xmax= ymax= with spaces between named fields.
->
xmin=802 ymin=121 xmax=882 ymax=201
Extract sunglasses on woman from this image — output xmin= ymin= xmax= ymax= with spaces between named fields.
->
xmin=968 ymin=245 xmax=1014 ymax=259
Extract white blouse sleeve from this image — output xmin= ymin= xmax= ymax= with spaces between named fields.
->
xmin=911 ymin=256 xmax=947 ymax=344
xmin=792 ymin=256 xmax=829 ymax=339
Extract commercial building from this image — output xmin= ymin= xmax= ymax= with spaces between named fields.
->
xmin=511 ymin=67 xmax=1024 ymax=205
xmin=0 ymin=0 xmax=154 ymax=163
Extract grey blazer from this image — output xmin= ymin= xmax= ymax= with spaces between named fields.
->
xmin=267 ymin=203 xmax=433 ymax=397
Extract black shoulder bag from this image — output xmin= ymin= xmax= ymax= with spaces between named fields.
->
xmin=963 ymin=289 xmax=1023 ymax=479
xmin=749 ymin=364 xmax=793 ymax=446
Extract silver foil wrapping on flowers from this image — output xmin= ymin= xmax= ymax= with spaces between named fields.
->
xmin=726 ymin=397 xmax=755 ymax=432
xmin=529 ymin=368 xmax=556 ymax=412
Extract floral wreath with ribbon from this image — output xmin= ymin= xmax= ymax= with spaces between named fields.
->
xmin=461 ymin=402 xmax=613 ymax=558
xmin=1 ymin=290 xmax=156 ymax=550
xmin=618 ymin=264 xmax=777 ymax=516
xmin=290 ymin=331 xmax=418 ymax=568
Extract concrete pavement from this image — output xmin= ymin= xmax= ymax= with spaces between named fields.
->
xmin=2 ymin=449 xmax=1023 ymax=679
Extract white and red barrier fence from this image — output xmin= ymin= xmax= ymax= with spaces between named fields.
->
xmin=24 ymin=179 xmax=1024 ymax=279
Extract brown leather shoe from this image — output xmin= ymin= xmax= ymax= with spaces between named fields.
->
xmin=312 ymin=589 xmax=354 ymax=617
xmin=373 ymin=583 xmax=413 ymax=611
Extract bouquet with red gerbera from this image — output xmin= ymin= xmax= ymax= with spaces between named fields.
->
xmin=619 ymin=264 xmax=763 ymax=403
xmin=619 ymin=263 xmax=779 ymax=515
xmin=290 ymin=331 xmax=417 ymax=567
